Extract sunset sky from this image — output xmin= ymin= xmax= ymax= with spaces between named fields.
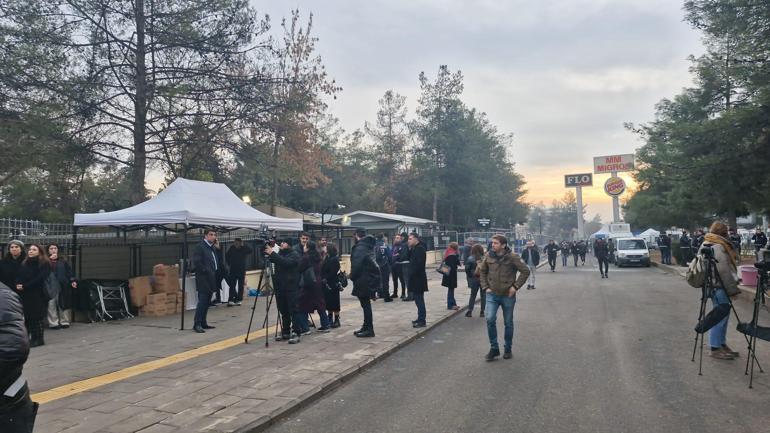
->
xmin=252 ymin=0 xmax=705 ymax=222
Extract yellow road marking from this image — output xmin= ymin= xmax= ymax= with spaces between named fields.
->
xmin=32 ymin=301 xmax=360 ymax=404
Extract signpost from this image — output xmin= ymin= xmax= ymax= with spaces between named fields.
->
xmin=594 ymin=154 xmax=634 ymax=222
xmin=564 ymin=173 xmax=592 ymax=239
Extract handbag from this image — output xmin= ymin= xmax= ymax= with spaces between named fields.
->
xmin=337 ymin=270 xmax=348 ymax=289
xmin=45 ymin=273 xmax=62 ymax=300
xmin=436 ymin=261 xmax=451 ymax=276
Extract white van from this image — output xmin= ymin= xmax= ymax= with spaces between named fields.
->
xmin=614 ymin=237 xmax=651 ymax=267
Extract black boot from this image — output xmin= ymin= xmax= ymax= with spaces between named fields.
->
xmin=331 ymin=315 xmax=341 ymax=328
xmin=356 ymin=327 xmax=375 ymax=338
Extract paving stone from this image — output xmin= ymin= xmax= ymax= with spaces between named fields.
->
xmin=31 ymin=273 xmax=465 ymax=432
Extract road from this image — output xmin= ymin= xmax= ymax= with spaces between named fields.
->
xmin=265 ymin=256 xmax=769 ymax=433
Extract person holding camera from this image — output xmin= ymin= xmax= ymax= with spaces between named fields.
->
xmin=700 ymin=222 xmax=741 ymax=360
xmin=266 ymin=239 xmax=303 ymax=344
xmin=350 ymin=229 xmax=380 ymax=338
xmin=0 ymin=285 xmax=37 ymax=432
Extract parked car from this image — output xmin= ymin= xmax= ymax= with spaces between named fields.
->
xmin=614 ymin=237 xmax=651 ymax=267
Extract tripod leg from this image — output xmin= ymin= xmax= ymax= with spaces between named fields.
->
xmin=692 ymin=289 xmax=708 ymax=363
xmin=729 ymin=302 xmax=764 ymax=373
xmin=244 ymin=271 xmax=265 ymax=344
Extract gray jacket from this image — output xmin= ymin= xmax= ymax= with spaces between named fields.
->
xmin=699 ymin=241 xmax=738 ymax=295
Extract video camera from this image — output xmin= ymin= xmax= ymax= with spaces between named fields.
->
xmin=251 ymin=224 xmax=273 ymax=270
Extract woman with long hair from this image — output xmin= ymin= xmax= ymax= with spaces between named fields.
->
xmin=297 ymin=241 xmax=331 ymax=333
xmin=700 ymin=221 xmax=741 ymax=360
xmin=15 ymin=244 xmax=51 ymax=347
xmin=0 ymin=239 xmax=26 ymax=289
xmin=47 ymin=243 xmax=77 ymax=330
xmin=321 ymin=243 xmax=343 ymax=328
xmin=465 ymin=244 xmax=486 ymax=317
xmin=441 ymin=242 xmax=460 ymax=310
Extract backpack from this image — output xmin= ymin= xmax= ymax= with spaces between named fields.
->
xmin=686 ymin=250 xmax=707 ymax=288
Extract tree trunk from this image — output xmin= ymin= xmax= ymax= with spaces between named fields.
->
xmin=270 ymin=131 xmax=279 ymax=216
xmin=131 ymin=0 xmax=148 ymax=204
xmin=727 ymin=209 xmax=737 ymax=230
xmin=432 ymin=183 xmax=438 ymax=222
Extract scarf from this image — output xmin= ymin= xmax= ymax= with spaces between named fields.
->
xmin=444 ymin=247 xmax=458 ymax=260
xmin=704 ymin=233 xmax=737 ymax=270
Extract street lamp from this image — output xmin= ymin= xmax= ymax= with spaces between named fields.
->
xmin=242 ymin=195 xmax=252 ymax=206
xmin=321 ymin=203 xmax=346 ymax=238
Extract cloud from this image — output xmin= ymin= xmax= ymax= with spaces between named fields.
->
xmin=254 ymin=0 xmax=704 ymax=222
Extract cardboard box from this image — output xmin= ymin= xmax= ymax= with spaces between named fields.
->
xmin=146 ymin=293 xmax=167 ymax=305
xmin=153 ymin=266 xmax=180 ymax=293
xmin=128 ymin=276 xmax=153 ymax=307
xmin=153 ymin=264 xmax=170 ymax=276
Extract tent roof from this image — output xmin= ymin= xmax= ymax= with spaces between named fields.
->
xmin=639 ymin=228 xmax=660 ymax=236
xmin=330 ymin=210 xmax=437 ymax=225
xmin=73 ymin=178 xmax=303 ymax=231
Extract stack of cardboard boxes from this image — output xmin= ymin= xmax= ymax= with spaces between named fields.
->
xmin=128 ymin=264 xmax=183 ymax=317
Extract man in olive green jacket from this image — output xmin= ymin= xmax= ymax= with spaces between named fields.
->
xmin=478 ymin=235 xmax=530 ymax=361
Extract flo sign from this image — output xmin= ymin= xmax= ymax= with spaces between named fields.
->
xmin=593 ymin=154 xmax=635 ymax=174
xmin=564 ymin=173 xmax=593 ymax=188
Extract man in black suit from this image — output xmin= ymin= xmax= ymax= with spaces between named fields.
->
xmin=192 ymin=229 xmax=219 ymax=333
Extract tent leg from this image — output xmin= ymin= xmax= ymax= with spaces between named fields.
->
xmin=180 ymin=226 xmax=188 ymax=331
xmin=72 ymin=226 xmax=79 ymax=274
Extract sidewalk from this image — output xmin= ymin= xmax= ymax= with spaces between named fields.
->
xmin=30 ymin=271 xmax=485 ymax=433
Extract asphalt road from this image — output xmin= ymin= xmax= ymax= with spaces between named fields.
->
xmin=265 ymin=256 xmax=770 ymax=433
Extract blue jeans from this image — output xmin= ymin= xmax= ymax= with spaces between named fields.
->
xmin=486 ymin=292 xmax=515 ymax=351
xmin=446 ymin=287 xmax=457 ymax=309
xmin=709 ymin=288 xmax=730 ymax=348
xmin=294 ymin=313 xmax=309 ymax=333
xmin=413 ymin=291 xmax=426 ymax=323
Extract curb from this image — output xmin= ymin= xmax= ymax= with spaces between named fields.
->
xmin=238 ymin=291 xmax=473 ymax=433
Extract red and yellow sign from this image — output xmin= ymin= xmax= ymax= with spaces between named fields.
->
xmin=604 ymin=176 xmax=626 ymax=196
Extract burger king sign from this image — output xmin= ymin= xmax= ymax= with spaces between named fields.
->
xmin=604 ymin=176 xmax=626 ymax=197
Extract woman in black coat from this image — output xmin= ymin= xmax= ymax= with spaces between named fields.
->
xmin=0 ymin=239 xmax=25 ymax=290
xmin=15 ymin=244 xmax=51 ymax=347
xmin=441 ymin=242 xmax=460 ymax=310
xmin=321 ymin=244 xmax=342 ymax=328
xmin=47 ymin=243 xmax=77 ymax=329
xmin=297 ymin=242 xmax=330 ymax=332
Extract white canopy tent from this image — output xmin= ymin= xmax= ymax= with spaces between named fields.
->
xmin=590 ymin=226 xmax=611 ymax=239
xmin=638 ymin=228 xmax=661 ymax=246
xmin=73 ymin=178 xmax=302 ymax=330
xmin=74 ymin=178 xmax=303 ymax=231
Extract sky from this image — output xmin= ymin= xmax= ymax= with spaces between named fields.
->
xmin=255 ymin=0 xmax=705 ymax=223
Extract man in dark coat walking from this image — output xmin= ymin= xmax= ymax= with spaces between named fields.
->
xmin=225 ymin=238 xmax=252 ymax=306
xmin=267 ymin=239 xmax=302 ymax=344
xmin=350 ymin=229 xmax=380 ymax=338
xmin=594 ymin=238 xmax=610 ymax=279
xmin=543 ymin=240 xmax=559 ymax=272
xmin=407 ymin=233 xmax=429 ymax=328
xmin=0 ymin=285 xmax=37 ymax=432
xmin=192 ymin=230 xmax=219 ymax=333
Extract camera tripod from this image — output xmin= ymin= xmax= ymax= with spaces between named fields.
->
xmin=245 ymin=258 xmax=277 ymax=347
xmin=742 ymin=262 xmax=769 ymax=388
xmin=691 ymin=247 xmax=763 ymax=376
